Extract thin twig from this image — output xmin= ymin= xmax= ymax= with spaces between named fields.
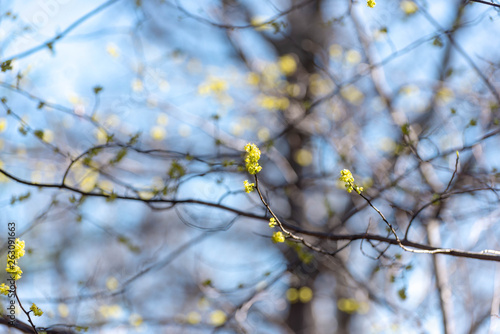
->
xmin=1 ymin=0 xmax=122 ymax=63
xmin=14 ymin=284 xmax=38 ymax=334
xmin=469 ymin=0 xmax=500 ymax=9
xmin=443 ymin=152 xmax=460 ymax=194
xmin=254 ymin=175 xmax=340 ymax=256
xmin=359 ymin=192 xmax=500 ymax=260
xmin=173 ymin=0 xmax=315 ymax=30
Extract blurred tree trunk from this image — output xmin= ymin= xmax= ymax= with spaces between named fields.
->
xmin=270 ymin=1 xmax=351 ymax=333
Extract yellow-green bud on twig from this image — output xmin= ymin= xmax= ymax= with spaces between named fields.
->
xmin=244 ymin=143 xmax=262 ymax=175
xmin=30 ymin=303 xmax=43 ymax=317
xmin=272 ymin=231 xmax=285 ymax=243
xmin=243 ymin=180 xmax=255 ymax=193
xmin=339 ymin=169 xmax=364 ymax=194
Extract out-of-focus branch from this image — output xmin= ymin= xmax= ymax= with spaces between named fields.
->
xmin=173 ymin=0 xmax=315 ymax=29
xmin=0 ymin=315 xmax=76 ymax=333
xmin=470 ymin=0 xmax=500 ymax=9
xmin=488 ymin=263 xmax=500 ymax=333
xmin=417 ymin=0 xmax=500 ymax=104
xmin=1 ymin=0 xmax=122 ymax=63
xmin=427 ymin=219 xmax=456 ymax=334
xmin=2 ymin=166 xmax=500 ymax=262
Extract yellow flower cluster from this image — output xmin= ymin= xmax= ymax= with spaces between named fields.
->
xmin=286 ymin=286 xmax=313 ymax=303
xmin=268 ymin=218 xmax=285 ymax=243
xmin=339 ymin=169 xmax=364 ymax=194
xmin=272 ymin=231 xmax=285 ymax=243
xmin=0 ymin=283 xmax=9 ymax=295
xmin=337 ymin=298 xmax=370 ymax=314
xmin=6 ymin=238 xmax=25 ymax=280
xmin=198 ymin=77 xmax=228 ymax=95
xmin=30 ymin=303 xmax=43 ymax=317
xmin=243 ymin=180 xmax=255 ymax=193
xmin=401 ymin=0 xmax=418 ymax=15
xmin=367 ymin=0 xmax=376 ymax=7
xmin=259 ymin=95 xmax=290 ymax=111
xmin=244 ymin=143 xmax=262 ymax=175
xmin=278 ymin=55 xmax=297 ymax=76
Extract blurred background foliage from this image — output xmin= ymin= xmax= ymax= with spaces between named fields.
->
xmin=1 ymin=0 xmax=500 ymax=333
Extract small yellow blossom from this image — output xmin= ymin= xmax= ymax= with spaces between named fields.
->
xmin=345 ymin=50 xmax=362 ymax=64
xmin=41 ymin=129 xmax=54 ymax=143
xmin=99 ymin=304 xmax=122 ymax=319
xmin=436 ymin=87 xmax=454 ymax=104
xmin=339 ymin=169 xmax=354 ymax=184
xmin=157 ymin=114 xmax=168 ymax=126
xmin=209 ymin=310 xmax=227 ymax=326
xmin=299 ymin=286 xmax=313 ymax=303
xmin=259 ymin=95 xmax=290 ymax=110
xmin=0 ymin=283 xmax=9 ymax=295
xmin=243 ymin=180 xmax=255 ymax=193
xmin=294 ymin=148 xmax=313 ymax=167
xmin=14 ymin=238 xmax=25 ymax=259
xmin=329 ymin=44 xmax=343 ymax=59
xmin=5 ymin=238 xmax=25 ymax=280
xmin=150 ymin=126 xmax=167 ymax=141
xmin=129 ymin=313 xmax=143 ymax=327
xmin=338 ymin=298 xmax=363 ymax=314
xmin=269 ymin=217 xmax=277 ymax=228
xmin=339 ymin=169 xmax=363 ymax=194
xmin=198 ymin=77 xmax=228 ymax=95
xmin=401 ymin=0 xmax=418 ymax=15
xmin=106 ymin=277 xmax=119 ymax=291
xmin=106 ymin=43 xmax=120 ymax=58
xmin=272 ymin=231 xmax=285 ymax=243
xmin=338 ymin=298 xmax=356 ymax=313
xmin=286 ymin=288 xmax=299 ymax=303
xmin=30 ymin=303 xmax=43 ymax=317
xmin=186 ymin=311 xmax=201 ymax=324
xmin=244 ymin=143 xmax=262 ymax=174
xmin=0 ymin=118 xmax=7 ymax=133
xmin=131 ymin=79 xmax=144 ymax=92
xmin=58 ymin=303 xmax=69 ymax=318
xmin=6 ymin=264 xmax=22 ymax=280
xmin=95 ymin=127 xmax=108 ymax=144
xmin=257 ymin=127 xmax=270 ymax=141
xmin=247 ymin=72 xmax=260 ymax=86
xmin=340 ymin=85 xmax=364 ymax=105
xmin=278 ymin=54 xmax=297 ymax=76
xmin=367 ymin=0 xmax=376 ymax=8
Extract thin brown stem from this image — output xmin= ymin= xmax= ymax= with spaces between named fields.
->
xmin=14 ymin=284 xmax=38 ymax=334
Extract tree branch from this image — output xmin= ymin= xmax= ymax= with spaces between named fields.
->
xmin=469 ymin=0 xmax=500 ymax=9
xmin=1 ymin=0 xmax=122 ymax=63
